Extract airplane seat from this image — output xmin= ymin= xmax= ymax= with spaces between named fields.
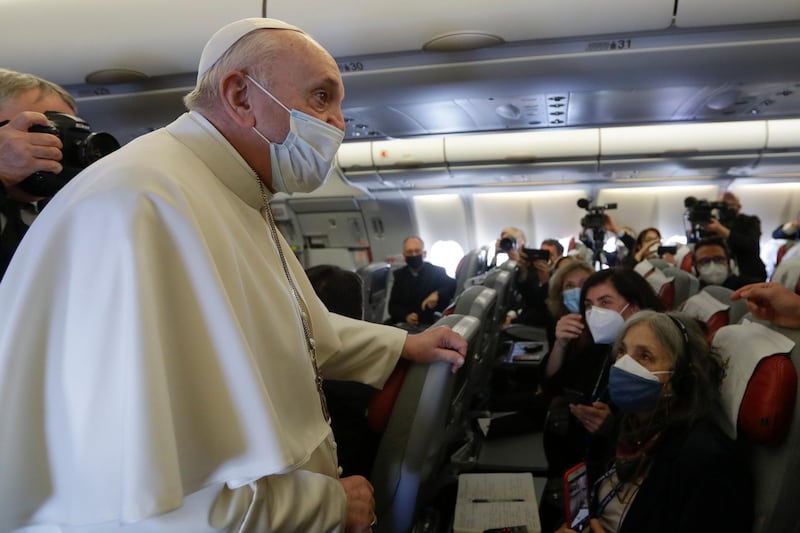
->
xmin=454 ymin=247 xmax=490 ymax=298
xmin=770 ymin=256 xmax=800 ymax=294
xmin=634 ymin=259 xmax=676 ymax=309
xmin=370 ymin=314 xmax=482 ymax=533
xmin=453 ymin=285 xmax=498 ymax=394
xmin=676 ymin=246 xmax=694 ymax=273
xmin=645 ymin=257 xmax=672 ymax=271
xmin=379 ymin=262 xmax=406 ymax=324
xmin=482 ymin=267 xmax=516 ymax=332
xmin=681 ymin=289 xmax=732 ymax=341
xmin=711 ymin=320 xmax=800 ymax=533
xmin=702 ymin=285 xmax=749 ymax=324
xmin=662 ymin=265 xmax=700 ymax=309
xmin=357 ymin=262 xmax=391 ymax=323
xmin=774 ymin=241 xmax=796 ymax=267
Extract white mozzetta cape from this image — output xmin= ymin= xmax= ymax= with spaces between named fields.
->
xmin=0 ymin=112 xmax=406 ymax=531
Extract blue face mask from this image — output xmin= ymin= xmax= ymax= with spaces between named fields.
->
xmin=608 ymin=355 xmax=672 ymax=413
xmin=562 ymin=287 xmax=582 ymax=314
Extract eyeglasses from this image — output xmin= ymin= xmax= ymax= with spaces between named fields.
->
xmin=696 ymin=255 xmax=727 ymax=267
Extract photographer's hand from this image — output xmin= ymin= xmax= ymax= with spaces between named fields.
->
xmin=703 ymin=218 xmax=730 ymax=238
xmin=533 ymin=259 xmax=552 ymax=285
xmin=0 ymin=111 xmax=64 ymax=188
xmin=603 ymin=213 xmax=619 ymax=234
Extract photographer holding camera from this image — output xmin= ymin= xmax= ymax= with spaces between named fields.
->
xmin=0 ymin=68 xmax=78 ymax=279
xmin=699 ymin=192 xmax=767 ymax=284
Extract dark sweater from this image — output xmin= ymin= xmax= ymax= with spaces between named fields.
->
xmin=617 ymin=419 xmax=753 ymax=533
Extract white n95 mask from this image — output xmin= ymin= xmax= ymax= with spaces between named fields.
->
xmin=247 ymin=75 xmax=344 ymax=194
xmin=586 ymin=304 xmax=629 ymax=344
xmin=698 ymin=263 xmax=728 ymax=286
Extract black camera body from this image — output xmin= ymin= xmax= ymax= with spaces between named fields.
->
xmin=684 ymin=196 xmax=735 ymax=242
xmin=684 ymin=196 xmax=730 ymax=225
xmin=499 ymin=236 xmax=517 ymax=252
xmin=578 ymin=198 xmax=617 ymax=231
xmin=12 ymin=111 xmax=120 ymax=197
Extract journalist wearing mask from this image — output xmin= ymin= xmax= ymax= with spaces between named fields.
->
xmin=555 ymin=311 xmax=752 ymax=533
xmin=537 ymin=268 xmax=663 ymax=532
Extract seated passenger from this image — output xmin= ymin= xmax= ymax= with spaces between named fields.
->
xmin=306 ymin=264 xmax=380 ymax=478
xmin=693 ymin=236 xmax=746 ymax=290
xmin=772 ymin=213 xmax=800 ymax=240
xmin=555 ymin=311 xmax=753 ymax=533
xmin=387 ymin=236 xmax=456 ymax=329
xmin=538 ymin=268 xmax=663 ymax=531
xmin=544 ymin=259 xmax=595 ymax=343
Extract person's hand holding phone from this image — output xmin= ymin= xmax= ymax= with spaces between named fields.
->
xmin=569 ymin=401 xmax=612 ymax=434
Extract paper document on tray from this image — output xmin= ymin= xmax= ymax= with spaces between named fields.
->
xmin=453 ymin=473 xmax=541 ymax=533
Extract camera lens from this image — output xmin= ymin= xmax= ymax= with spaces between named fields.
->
xmin=79 ymin=132 xmax=121 ymax=165
xmin=499 ymin=237 xmax=516 ymax=252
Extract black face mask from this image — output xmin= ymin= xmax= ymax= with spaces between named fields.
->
xmin=405 ymin=255 xmax=424 ymax=269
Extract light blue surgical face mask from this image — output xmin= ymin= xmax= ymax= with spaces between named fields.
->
xmin=247 ymin=75 xmax=344 ymax=194
xmin=608 ymin=354 xmax=673 ymax=413
xmin=563 ymin=287 xmax=582 ymax=314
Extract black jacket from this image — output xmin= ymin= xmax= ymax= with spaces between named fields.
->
xmin=725 ymin=213 xmax=767 ymax=284
xmin=616 ymin=419 xmax=753 ymax=533
xmin=388 ymin=262 xmax=456 ymax=325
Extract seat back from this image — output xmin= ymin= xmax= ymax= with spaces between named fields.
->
xmin=454 ymin=285 xmax=498 ymax=383
xmin=681 ymin=289 xmax=732 ymax=341
xmin=455 ymin=247 xmax=489 ymax=298
xmin=662 ymin=265 xmax=700 ymax=310
xmin=635 ymin=259 xmax=677 ymax=309
xmin=371 ymin=314 xmax=481 ymax=533
xmin=357 ymin=262 xmax=391 ymax=323
xmin=381 ymin=262 xmax=406 ymax=324
xmin=675 ymin=245 xmax=694 ymax=273
xmin=775 ymin=241 xmax=797 ymax=267
xmin=482 ymin=267 xmax=516 ymax=330
xmin=702 ymin=285 xmax=749 ymax=324
xmin=711 ymin=320 xmax=800 ymax=533
xmin=770 ymin=256 xmax=800 ymax=294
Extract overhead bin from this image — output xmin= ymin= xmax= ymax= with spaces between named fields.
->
xmin=372 ymin=138 xmax=446 ymax=167
xmin=675 ymin=0 xmax=800 ymax=27
xmin=267 ymin=0 xmax=674 ymax=58
xmin=767 ymin=119 xmax=800 ymax=149
xmin=446 ymin=129 xmax=599 ymax=163
xmin=600 ymin=121 xmax=768 ymax=156
xmin=1 ymin=0 xmax=261 ymax=86
xmin=337 ymin=142 xmax=374 ymax=169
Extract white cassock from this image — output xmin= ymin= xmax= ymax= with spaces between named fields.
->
xmin=0 ymin=112 xmax=407 ymax=532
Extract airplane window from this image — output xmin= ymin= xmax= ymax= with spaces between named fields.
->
xmin=428 ymin=240 xmax=465 ymax=278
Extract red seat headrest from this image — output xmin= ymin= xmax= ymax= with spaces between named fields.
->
xmin=658 ymin=281 xmax=675 ymax=310
xmin=704 ymin=310 xmax=730 ymax=342
xmin=680 ymin=251 xmax=694 ymax=273
xmin=738 ymin=354 xmax=798 ymax=446
xmin=367 ymin=359 xmax=410 ymax=433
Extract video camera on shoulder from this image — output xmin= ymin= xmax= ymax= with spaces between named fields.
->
xmin=577 ymin=198 xmax=617 ymax=231
xmin=684 ymin=196 xmax=735 ymax=242
xmin=0 ymin=111 xmax=120 ymax=197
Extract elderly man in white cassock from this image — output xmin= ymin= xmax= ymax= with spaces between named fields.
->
xmin=0 ymin=18 xmax=467 ymax=533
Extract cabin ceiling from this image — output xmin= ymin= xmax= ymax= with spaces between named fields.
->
xmin=2 ymin=1 xmax=799 ymax=185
